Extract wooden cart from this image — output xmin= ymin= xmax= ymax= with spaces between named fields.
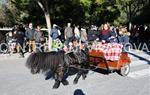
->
xmin=88 ymin=50 xmax=131 ymax=76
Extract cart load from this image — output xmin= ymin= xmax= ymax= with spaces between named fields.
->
xmin=88 ymin=42 xmax=131 ymax=76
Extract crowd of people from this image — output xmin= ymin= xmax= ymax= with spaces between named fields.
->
xmin=4 ymin=23 xmax=45 ymax=57
xmin=130 ymin=25 xmax=150 ymax=44
xmin=0 ymin=22 xmax=149 ymax=57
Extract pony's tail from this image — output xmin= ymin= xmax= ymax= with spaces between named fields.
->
xmin=26 ymin=51 xmax=65 ymax=74
xmin=26 ymin=53 xmax=42 ymax=74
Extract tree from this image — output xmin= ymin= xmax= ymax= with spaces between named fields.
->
xmin=11 ymin=0 xmax=60 ymax=50
xmin=115 ymin=0 xmax=149 ymax=25
xmin=1 ymin=0 xmax=150 ymax=32
xmin=133 ymin=1 xmax=150 ymax=24
xmin=0 ymin=1 xmax=20 ymax=26
xmin=35 ymin=0 xmax=52 ymax=50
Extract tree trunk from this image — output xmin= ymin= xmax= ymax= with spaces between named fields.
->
xmin=45 ymin=12 xmax=52 ymax=51
xmin=37 ymin=0 xmax=52 ymax=51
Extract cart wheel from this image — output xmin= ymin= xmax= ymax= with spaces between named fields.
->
xmin=118 ymin=64 xmax=130 ymax=76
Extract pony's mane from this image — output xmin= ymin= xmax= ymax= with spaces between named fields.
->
xmin=64 ymin=50 xmax=88 ymax=65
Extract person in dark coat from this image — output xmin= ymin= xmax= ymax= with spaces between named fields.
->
xmin=14 ymin=24 xmax=25 ymax=57
xmin=34 ymin=25 xmax=44 ymax=52
xmin=25 ymin=22 xmax=35 ymax=52
xmin=64 ymin=23 xmax=73 ymax=46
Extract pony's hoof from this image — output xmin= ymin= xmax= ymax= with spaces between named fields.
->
xmin=73 ymin=79 xmax=78 ymax=84
xmin=31 ymin=69 xmax=36 ymax=74
xmin=53 ymin=82 xmax=60 ymax=89
xmin=82 ymin=74 xmax=87 ymax=80
xmin=62 ymin=80 xmax=69 ymax=85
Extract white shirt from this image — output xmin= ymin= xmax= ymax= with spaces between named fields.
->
xmin=74 ymin=27 xmax=80 ymax=37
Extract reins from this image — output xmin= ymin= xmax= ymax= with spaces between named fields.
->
xmin=68 ymin=64 xmax=99 ymax=71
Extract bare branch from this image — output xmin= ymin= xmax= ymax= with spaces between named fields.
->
xmin=37 ymin=0 xmax=45 ymax=12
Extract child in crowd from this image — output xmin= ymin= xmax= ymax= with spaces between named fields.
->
xmin=118 ymin=27 xmax=131 ymax=52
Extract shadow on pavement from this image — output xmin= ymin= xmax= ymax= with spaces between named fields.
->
xmin=92 ymin=68 xmax=111 ymax=75
xmin=44 ymin=67 xmax=84 ymax=80
xmin=129 ymin=52 xmax=150 ymax=65
xmin=45 ymin=65 xmax=114 ymax=81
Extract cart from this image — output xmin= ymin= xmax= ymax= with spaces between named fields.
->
xmin=88 ymin=48 xmax=131 ymax=76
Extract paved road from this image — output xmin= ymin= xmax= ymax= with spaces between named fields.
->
xmin=0 ymin=50 xmax=149 ymax=95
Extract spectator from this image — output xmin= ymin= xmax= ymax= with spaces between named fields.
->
xmin=144 ymin=25 xmax=150 ymax=43
xmin=139 ymin=25 xmax=145 ymax=43
xmin=131 ymin=25 xmax=139 ymax=43
xmin=25 ymin=22 xmax=35 ymax=52
xmin=64 ymin=23 xmax=73 ymax=46
xmin=87 ymin=25 xmax=99 ymax=41
xmin=50 ymin=24 xmax=61 ymax=40
xmin=34 ymin=25 xmax=44 ymax=52
xmin=80 ymin=28 xmax=87 ymax=43
xmin=74 ymin=25 xmax=80 ymax=41
xmin=14 ymin=24 xmax=25 ymax=57
xmin=6 ymin=31 xmax=16 ymax=54
xmin=50 ymin=24 xmax=62 ymax=51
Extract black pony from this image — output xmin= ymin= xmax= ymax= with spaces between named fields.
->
xmin=26 ymin=50 xmax=88 ymax=89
